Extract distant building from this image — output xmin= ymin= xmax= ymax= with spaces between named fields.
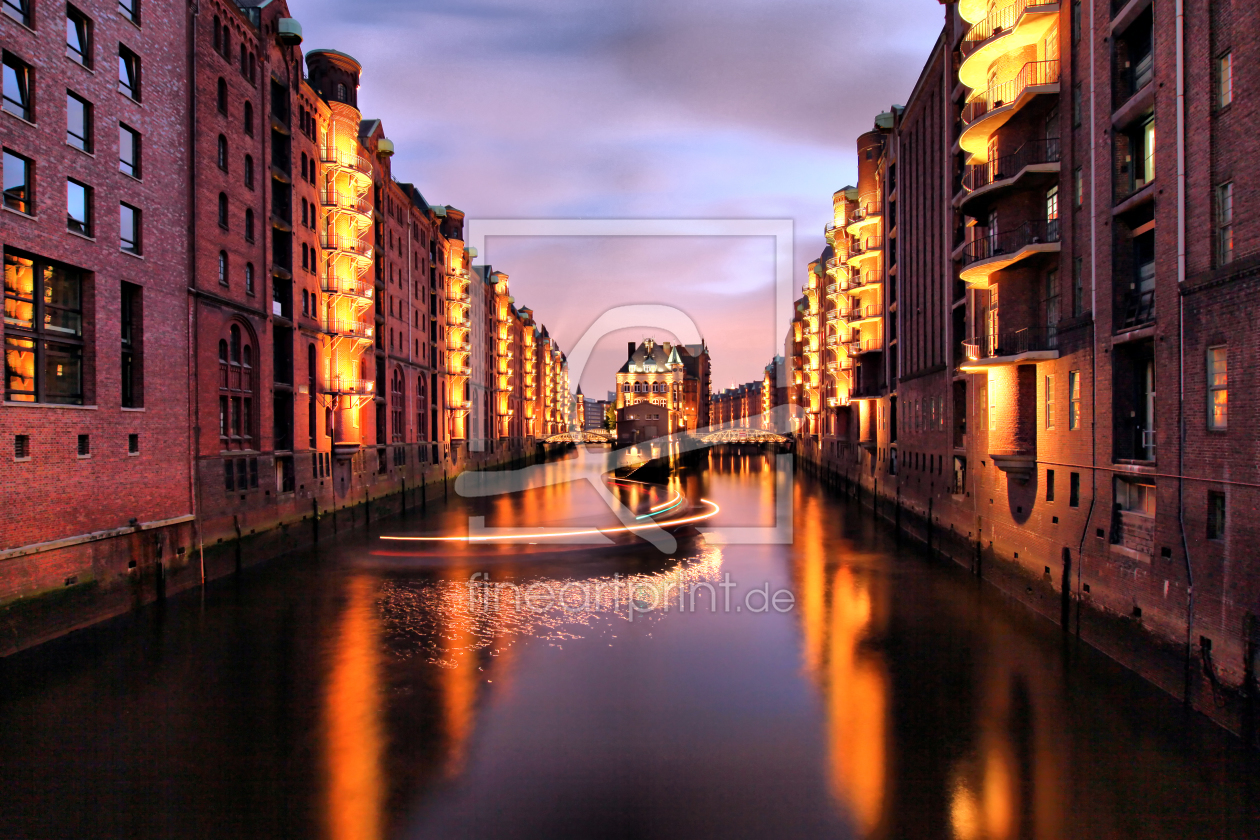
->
xmin=614 ymin=338 xmax=710 ymax=433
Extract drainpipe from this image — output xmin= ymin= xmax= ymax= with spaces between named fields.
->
xmin=1175 ymin=0 xmax=1195 ymax=707
xmin=187 ymin=0 xmax=204 ymax=585
xmin=1078 ymin=0 xmax=1100 ymax=628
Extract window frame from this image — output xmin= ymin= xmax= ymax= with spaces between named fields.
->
xmin=1207 ymin=490 xmax=1226 ymax=541
xmin=3 ymin=0 xmax=30 ymax=26
xmin=117 ymin=45 xmax=141 ymax=102
xmin=3 ymin=52 xmax=34 ymax=122
xmin=3 ymin=148 xmax=33 ymax=214
xmin=66 ymin=6 xmax=94 ymax=68
xmin=66 ymin=178 xmax=92 ymax=237
xmin=119 ymin=202 xmax=140 ymax=254
xmin=1207 ymin=345 xmax=1227 ymax=430
xmin=1068 ymin=370 xmax=1081 ymax=430
xmin=66 ymin=90 xmax=93 ymax=153
xmin=118 ymin=122 xmax=140 ymax=178
xmin=1216 ymin=52 xmax=1232 ymax=111
xmin=1044 ymin=373 xmax=1055 ymax=430
xmin=3 ymin=251 xmax=88 ymax=405
xmin=118 ymin=0 xmax=139 ymax=25
xmin=1216 ymin=182 xmax=1234 ymax=267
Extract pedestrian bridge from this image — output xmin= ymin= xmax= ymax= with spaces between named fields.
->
xmin=543 ymin=429 xmax=614 ymax=444
xmin=697 ymin=429 xmax=790 ymax=445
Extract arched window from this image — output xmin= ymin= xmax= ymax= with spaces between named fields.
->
xmin=301 ymin=243 xmax=308 ymax=270
xmin=244 ymin=155 xmax=254 ymax=189
xmin=243 ymin=101 xmax=253 ymax=136
xmin=218 ymin=250 xmax=228 ymax=286
xmin=391 ymin=368 xmax=405 ymax=442
xmin=221 ymin=26 xmax=230 ymax=59
xmin=622 ymin=383 xmax=630 ymax=392
xmin=300 ymin=197 xmax=307 ymax=226
xmin=301 ymin=152 xmax=308 ymax=179
xmin=230 ymin=325 xmax=241 ymax=362
xmin=219 ymin=323 xmax=254 ymax=453
xmin=239 ymin=44 xmax=246 ymax=75
xmin=217 ymin=134 xmax=228 ymax=170
xmin=244 ymin=208 xmax=254 ymax=242
xmin=336 ymin=83 xmax=347 ymax=102
xmin=213 ymin=17 xmax=221 ymax=53
xmin=218 ymin=339 xmax=228 ymax=362
xmin=248 ymin=54 xmax=256 ymax=84
xmin=244 ymin=262 xmax=254 ymax=295
xmin=218 ymin=193 xmax=228 ymax=228
xmin=217 ymin=78 xmax=227 ymax=114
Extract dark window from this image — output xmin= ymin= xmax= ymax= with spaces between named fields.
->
xmin=3 ymin=253 xmax=86 ymax=405
xmin=119 ymin=203 xmax=140 ymax=254
xmin=128 ymin=433 xmax=139 ymax=453
xmin=66 ymin=91 xmax=93 ymax=152
xmin=1207 ymin=491 xmax=1226 ymax=540
xmin=243 ymin=101 xmax=253 ymax=136
xmin=219 ymin=323 xmax=254 ymax=447
xmin=216 ymin=77 xmax=227 ymax=114
xmin=212 ymin=16 xmax=221 ymax=53
xmin=245 ymin=262 xmax=254 ymax=295
xmin=218 ymin=250 xmax=228 ymax=285
xmin=244 ymin=208 xmax=254 ymax=242
xmin=118 ymin=46 xmax=140 ymax=101
xmin=1069 ymin=472 xmax=1081 ymax=508
xmin=118 ymin=123 xmax=140 ymax=178
xmin=217 ymin=134 xmax=228 ymax=170
xmin=244 ymin=154 xmax=254 ymax=189
xmin=121 ymin=281 xmax=142 ymax=407
xmin=66 ymin=6 xmax=93 ymax=66
xmin=1046 ymin=469 xmax=1055 ymax=502
xmin=3 ymin=52 xmax=34 ymax=121
xmin=218 ymin=192 xmax=228 ymax=228
xmin=3 ymin=149 xmax=33 ymax=214
xmin=14 ymin=434 xmax=30 ymax=459
xmin=78 ymin=434 xmax=90 ymax=456
xmin=67 ymin=179 xmax=92 ymax=236
xmin=4 ymin=0 xmax=30 ymax=26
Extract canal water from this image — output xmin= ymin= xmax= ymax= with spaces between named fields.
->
xmin=1 ymin=449 xmax=1257 ymax=839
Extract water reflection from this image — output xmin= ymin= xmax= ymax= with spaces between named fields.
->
xmin=792 ymin=481 xmax=888 ymax=835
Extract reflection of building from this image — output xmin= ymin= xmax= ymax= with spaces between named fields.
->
xmin=615 ymin=338 xmax=710 ymax=433
xmin=711 ymin=382 xmax=763 ymax=428
xmin=786 ymin=0 xmax=1260 ymax=716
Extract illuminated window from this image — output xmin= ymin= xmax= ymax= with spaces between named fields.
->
xmin=1208 ymin=345 xmax=1227 ymax=430
xmin=987 ymin=373 xmax=997 ymax=432
xmin=3 ymin=253 xmax=86 ymax=404
xmin=1068 ymin=370 xmax=1081 ymax=430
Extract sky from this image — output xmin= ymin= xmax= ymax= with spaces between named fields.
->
xmin=297 ymin=0 xmax=945 ymax=395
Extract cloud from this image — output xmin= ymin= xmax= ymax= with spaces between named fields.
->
xmin=296 ymin=0 xmax=942 ymax=389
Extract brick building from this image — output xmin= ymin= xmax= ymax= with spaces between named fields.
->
xmin=1 ymin=0 xmax=194 ymax=622
xmin=0 ymin=0 xmax=571 ymax=654
xmin=792 ymin=0 xmax=1260 ymax=718
xmin=615 ymin=337 xmax=710 ymax=434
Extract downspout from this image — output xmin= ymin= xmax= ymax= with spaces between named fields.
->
xmin=187 ymin=0 xmax=204 ymax=585
xmin=1175 ymin=0 xmax=1195 ymax=706
xmin=1078 ymin=0 xmax=1099 ymax=629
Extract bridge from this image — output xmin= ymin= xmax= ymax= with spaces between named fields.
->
xmin=542 ymin=429 xmax=615 ymax=444
xmin=697 ymin=429 xmax=790 ymax=445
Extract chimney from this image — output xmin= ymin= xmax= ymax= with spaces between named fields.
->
xmin=628 ymin=341 xmax=636 ymax=360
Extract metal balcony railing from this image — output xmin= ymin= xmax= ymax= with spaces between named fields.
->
xmin=962 ymin=138 xmax=1062 ymax=192
xmin=847 ymin=337 xmax=883 ymax=355
xmin=320 ymin=274 xmax=374 ymax=300
xmin=849 ymin=271 xmax=882 ymax=290
xmin=962 ymin=218 xmax=1060 ymax=266
xmin=849 ymin=202 xmax=883 ymax=225
xmin=961 ymin=0 xmax=1060 ymax=57
xmin=320 ymin=187 xmax=373 ymax=216
xmin=846 ymin=304 xmax=881 ymax=324
xmin=322 ymin=316 xmax=374 ymax=339
xmin=320 ymin=232 xmax=373 ymax=259
xmin=962 ymin=326 xmax=1057 ymax=361
xmin=962 ymin=60 xmax=1060 ymax=126
xmin=319 ymin=147 xmax=373 ymax=177
xmin=322 ymin=376 xmax=374 ymax=395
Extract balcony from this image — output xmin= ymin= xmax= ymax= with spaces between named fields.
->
xmin=847 ymin=336 xmax=883 ymax=355
xmin=848 ymin=270 xmax=881 ymax=293
xmin=846 ymin=202 xmax=883 ymax=236
xmin=838 ymin=354 xmax=855 ymax=370
xmin=959 ymin=218 xmax=1061 ymax=286
xmin=319 ymin=147 xmax=373 ymax=179
xmin=1117 ymin=288 xmax=1155 ymax=331
xmin=826 ymin=310 xmax=842 ymax=323
xmin=846 ymin=304 xmax=881 ymax=325
xmin=320 ymin=232 xmax=373 ymax=262
xmin=959 ymin=60 xmax=1060 ymax=161
xmin=846 ymin=236 xmax=883 ymax=267
xmin=320 ymin=274 xmax=374 ymax=302
xmin=825 ymin=256 xmax=846 ymax=274
xmin=959 ymin=327 xmax=1059 ymax=370
xmin=959 ymin=0 xmax=1061 ymax=91
xmin=322 ymin=315 xmax=374 ymax=341
xmin=958 ymin=138 xmax=1061 ymax=211
xmin=322 ymin=376 xmax=374 ymax=396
